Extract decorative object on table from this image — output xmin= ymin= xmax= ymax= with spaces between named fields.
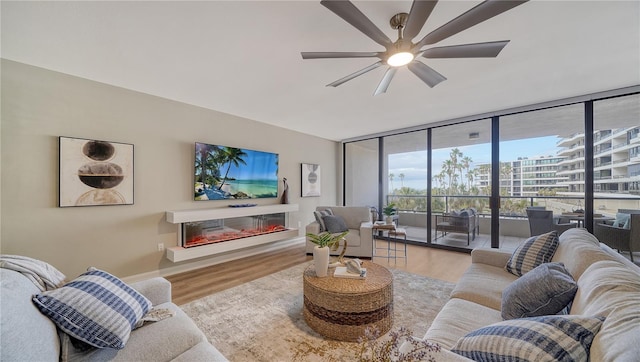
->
xmin=382 ymin=203 xmax=397 ymax=224
xmin=301 ymin=163 xmax=321 ymax=197
xmin=334 ymin=266 xmax=367 ymax=279
xmin=345 ymin=259 xmax=363 ymax=274
xmin=356 ymin=326 xmax=440 ymax=362
xmin=306 ymin=231 xmax=348 ymax=277
xmin=280 ymin=177 xmax=289 ymax=204
xmin=335 ymin=259 xmax=366 ymax=279
xmin=59 ymin=136 xmax=134 ymax=207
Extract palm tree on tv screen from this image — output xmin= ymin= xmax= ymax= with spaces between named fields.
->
xmin=217 ymin=147 xmax=248 ymax=191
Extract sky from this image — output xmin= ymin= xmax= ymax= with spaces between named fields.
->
xmin=388 ymin=136 xmax=562 ymax=191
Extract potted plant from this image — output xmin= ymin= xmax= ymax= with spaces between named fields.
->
xmin=306 ymin=231 xmax=348 ymax=277
xmin=382 ymin=203 xmax=397 ymax=224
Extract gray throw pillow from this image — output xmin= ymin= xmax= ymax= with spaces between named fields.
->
xmin=322 ymin=215 xmax=349 ymax=233
xmin=502 ymin=262 xmax=577 ymax=320
xmin=313 ymin=209 xmax=333 ymax=232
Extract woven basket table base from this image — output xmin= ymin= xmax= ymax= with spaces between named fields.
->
xmin=303 ymin=262 xmax=393 ymax=342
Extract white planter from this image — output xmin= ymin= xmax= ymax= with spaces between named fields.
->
xmin=313 ymin=246 xmax=330 ymax=277
xmin=385 ymin=216 xmax=394 ymax=224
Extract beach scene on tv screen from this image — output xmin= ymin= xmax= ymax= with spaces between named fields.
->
xmin=195 ymin=143 xmax=279 ymax=200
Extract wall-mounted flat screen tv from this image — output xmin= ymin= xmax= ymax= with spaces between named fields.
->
xmin=194 ymin=142 xmax=279 ymax=200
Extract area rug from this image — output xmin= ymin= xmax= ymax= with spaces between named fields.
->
xmin=181 ymin=261 xmax=455 ymax=362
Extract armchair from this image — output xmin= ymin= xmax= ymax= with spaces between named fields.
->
xmin=305 ymin=206 xmax=373 ymax=258
xmin=526 ymin=209 xmax=576 ymax=236
xmin=594 ymin=210 xmax=640 ymax=262
xmin=435 ymin=208 xmax=479 ymax=245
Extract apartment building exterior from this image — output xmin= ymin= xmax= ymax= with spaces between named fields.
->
xmin=475 ymin=127 xmax=640 ymax=198
xmin=556 ymin=127 xmax=640 ymax=196
xmin=475 ymin=156 xmax=568 ymax=197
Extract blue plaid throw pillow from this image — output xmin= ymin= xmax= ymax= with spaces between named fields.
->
xmin=452 ymin=315 xmax=605 ymax=362
xmin=32 ymin=267 xmax=152 ymax=349
xmin=505 ymin=231 xmax=559 ymax=277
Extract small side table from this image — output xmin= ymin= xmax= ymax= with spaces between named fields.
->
xmin=372 ymin=223 xmax=408 ymax=262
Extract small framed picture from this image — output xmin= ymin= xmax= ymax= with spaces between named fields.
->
xmin=59 ymin=136 xmax=134 ymax=207
xmin=301 ymin=163 xmax=321 ymax=197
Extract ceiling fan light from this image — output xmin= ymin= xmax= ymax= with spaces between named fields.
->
xmin=387 ymin=52 xmax=414 ymax=67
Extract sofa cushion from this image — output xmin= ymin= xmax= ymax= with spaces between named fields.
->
xmin=322 ymin=215 xmax=349 ymax=233
xmin=501 ymin=262 xmax=577 ymax=320
xmin=313 ymin=209 xmax=333 ymax=232
xmin=553 ymin=228 xmax=614 ymax=280
xmin=450 ymin=263 xmax=518 ymax=310
xmin=32 ymin=267 xmax=152 ymax=349
xmin=451 ymin=315 xmax=605 ymax=362
xmin=569 ymin=260 xmax=640 ymax=362
xmin=505 ymin=231 xmax=559 ymax=277
xmin=423 ymin=298 xmax=503 ymax=350
xmin=59 ymin=302 xmax=211 ymax=362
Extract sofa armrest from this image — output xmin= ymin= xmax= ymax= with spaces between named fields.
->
xmin=306 ymin=222 xmax=321 ymax=235
xmin=130 ymin=277 xmax=172 ymax=306
xmin=470 ymin=248 xmax=513 ymax=268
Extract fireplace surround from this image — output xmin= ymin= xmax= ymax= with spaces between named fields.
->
xmin=165 ymin=204 xmax=299 ymax=262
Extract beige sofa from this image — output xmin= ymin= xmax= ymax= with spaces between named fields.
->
xmin=0 ymin=265 xmax=227 ymax=361
xmin=419 ymin=228 xmax=640 ymax=361
xmin=305 ymin=206 xmax=373 ymax=258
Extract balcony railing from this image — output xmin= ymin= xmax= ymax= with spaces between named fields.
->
xmin=385 ymin=194 xmax=640 ymax=218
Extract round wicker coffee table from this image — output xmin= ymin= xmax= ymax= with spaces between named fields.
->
xmin=303 ymin=261 xmax=393 ymax=342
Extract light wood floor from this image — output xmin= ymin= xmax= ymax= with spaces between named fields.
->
xmin=166 ymin=242 xmax=471 ymax=305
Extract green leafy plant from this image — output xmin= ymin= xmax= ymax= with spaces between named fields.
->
xmin=382 ymin=203 xmax=397 ymax=217
xmin=356 ymin=326 xmax=440 ymax=362
xmin=306 ymin=231 xmax=348 ymax=249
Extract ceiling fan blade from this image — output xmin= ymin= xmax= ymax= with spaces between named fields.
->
xmin=403 ymin=0 xmax=439 ymax=40
xmin=320 ymin=0 xmax=392 ymax=48
xmin=407 ymin=61 xmax=447 ymax=88
xmin=415 ymin=0 xmax=528 ymax=48
xmin=301 ymin=51 xmax=383 ymax=59
xmin=374 ymin=67 xmax=397 ymax=96
xmin=422 ymin=40 xmax=510 ymax=58
xmin=327 ymin=61 xmax=384 ymax=87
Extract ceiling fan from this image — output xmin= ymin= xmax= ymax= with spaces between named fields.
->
xmin=302 ymin=0 xmax=528 ymax=95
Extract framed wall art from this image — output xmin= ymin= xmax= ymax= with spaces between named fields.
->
xmin=59 ymin=136 xmax=134 ymax=207
xmin=301 ymin=163 xmax=321 ymax=197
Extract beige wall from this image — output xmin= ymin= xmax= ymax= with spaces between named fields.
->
xmin=1 ymin=59 xmax=340 ymax=278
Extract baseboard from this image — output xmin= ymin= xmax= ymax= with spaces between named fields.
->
xmin=123 ymin=236 xmax=305 ymax=283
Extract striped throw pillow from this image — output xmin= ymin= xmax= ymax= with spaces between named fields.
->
xmin=32 ymin=268 xmax=152 ymax=349
xmin=451 ymin=315 xmax=605 ymax=362
xmin=505 ymin=231 xmax=559 ymax=277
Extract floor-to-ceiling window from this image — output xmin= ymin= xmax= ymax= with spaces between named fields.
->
xmin=383 ymin=131 xmax=428 ymax=241
xmin=593 ymin=94 xmax=640 ymax=219
xmin=343 ymin=88 xmax=640 ymax=253
xmin=499 ymin=104 xmax=585 ymax=238
xmin=344 ymin=139 xmax=378 ymax=209
xmin=431 ymin=119 xmax=491 ymax=250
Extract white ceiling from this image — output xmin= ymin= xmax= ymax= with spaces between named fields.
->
xmin=2 ymin=1 xmax=639 ymax=142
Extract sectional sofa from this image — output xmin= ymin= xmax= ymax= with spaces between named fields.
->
xmin=420 ymin=228 xmax=640 ymax=361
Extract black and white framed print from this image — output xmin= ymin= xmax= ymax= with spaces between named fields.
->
xmin=59 ymin=136 xmax=134 ymax=207
xmin=301 ymin=163 xmax=320 ymax=197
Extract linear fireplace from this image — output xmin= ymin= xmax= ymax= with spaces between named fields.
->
xmin=165 ymin=204 xmax=299 ymax=262
xmin=182 ymin=213 xmax=287 ymax=248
